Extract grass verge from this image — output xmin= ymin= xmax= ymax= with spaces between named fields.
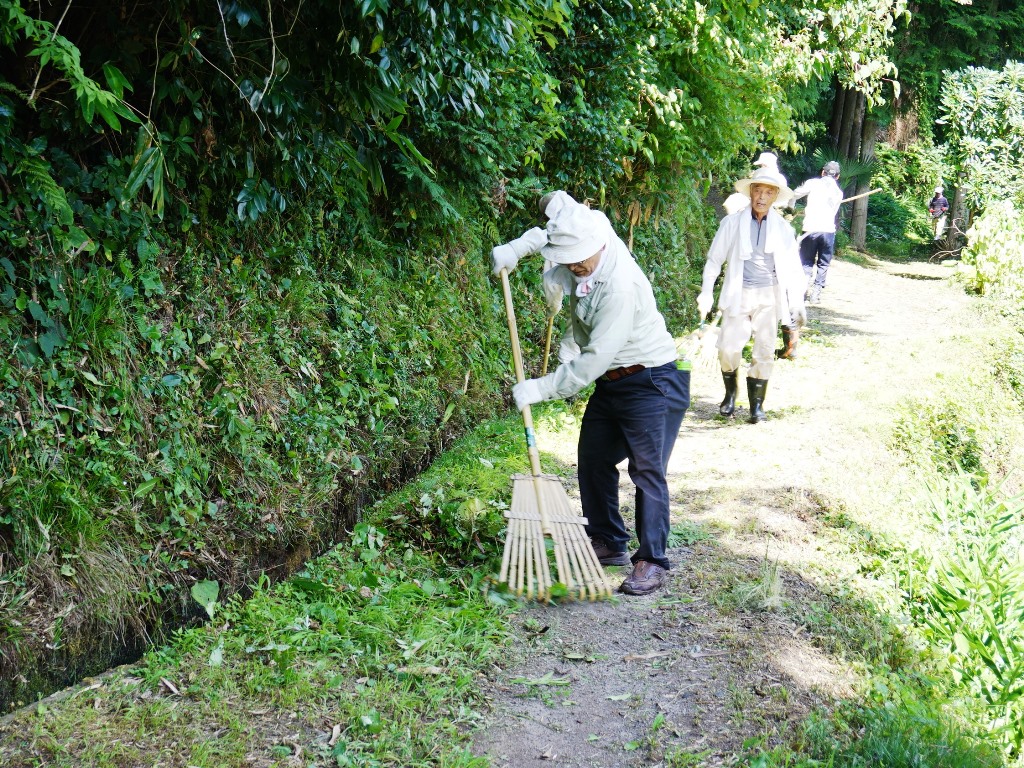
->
xmin=0 ymin=413 xmax=542 ymax=767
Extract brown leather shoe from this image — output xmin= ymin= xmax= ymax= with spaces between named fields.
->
xmin=619 ymin=560 xmax=667 ymax=595
xmin=589 ymin=538 xmax=631 ymax=566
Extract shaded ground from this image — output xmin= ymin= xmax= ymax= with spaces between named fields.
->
xmin=472 ymin=254 xmax=974 ymax=767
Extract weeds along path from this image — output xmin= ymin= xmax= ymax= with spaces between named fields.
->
xmin=472 ymin=255 xmax=977 ymax=767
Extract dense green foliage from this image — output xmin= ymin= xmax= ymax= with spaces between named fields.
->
xmin=962 ymin=201 xmax=1024 ymax=301
xmin=868 ymin=143 xmax=944 ymax=241
xmin=939 ymin=62 xmax=1024 ymax=215
xmin=894 ymin=0 xmax=1024 ymax=126
xmin=911 ymin=477 xmax=1024 ymax=753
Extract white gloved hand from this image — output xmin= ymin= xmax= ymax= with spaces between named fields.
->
xmin=512 ymin=379 xmax=544 ymax=412
xmin=790 ymin=305 xmax=807 ymax=328
xmin=696 ymin=292 xmax=714 ymax=319
xmin=543 ymin=279 xmax=564 ymax=317
xmin=491 ymin=227 xmax=548 ymax=276
xmin=491 ymin=243 xmax=519 ymax=276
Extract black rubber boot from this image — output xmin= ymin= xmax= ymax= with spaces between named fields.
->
xmin=746 ymin=377 xmax=768 ymax=424
xmin=720 ymin=370 xmax=738 ymax=417
xmin=776 ymin=326 xmax=799 ymax=360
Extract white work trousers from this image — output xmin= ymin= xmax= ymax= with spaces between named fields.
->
xmin=718 ymin=286 xmax=778 ymax=380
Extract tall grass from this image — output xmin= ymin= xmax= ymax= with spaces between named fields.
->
xmin=903 ymin=475 xmax=1024 ymax=755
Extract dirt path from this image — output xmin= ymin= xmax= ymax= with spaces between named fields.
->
xmin=472 ymin=255 xmax=975 ymax=767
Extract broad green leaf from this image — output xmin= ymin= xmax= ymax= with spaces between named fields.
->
xmin=191 ymin=579 xmax=220 ymax=620
xmin=134 ymin=478 xmax=159 ymax=498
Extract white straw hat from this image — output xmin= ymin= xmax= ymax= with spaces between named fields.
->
xmin=734 ymin=166 xmax=793 ymax=206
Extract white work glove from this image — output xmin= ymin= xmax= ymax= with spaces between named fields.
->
xmin=491 ymin=227 xmax=548 ymax=276
xmin=696 ymin=292 xmax=714 ymax=319
xmin=491 ymin=243 xmax=519 ymax=276
xmin=543 ymin=279 xmax=565 ymax=317
xmin=790 ymin=305 xmax=807 ymax=328
xmin=512 ymin=379 xmax=544 ymax=412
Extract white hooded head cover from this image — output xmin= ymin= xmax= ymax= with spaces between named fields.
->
xmin=540 ymin=204 xmax=609 ymax=265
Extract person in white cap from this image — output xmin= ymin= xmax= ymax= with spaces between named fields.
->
xmin=928 ymin=186 xmax=949 ymax=240
xmin=494 ymin=201 xmax=690 ymax=596
xmin=722 ymin=152 xmax=792 ymax=215
xmin=491 ymin=191 xmax=578 ymax=317
xmin=791 ymin=160 xmax=843 ymax=305
xmin=697 ymin=166 xmax=806 ymax=423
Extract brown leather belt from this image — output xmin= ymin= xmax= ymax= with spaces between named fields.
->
xmin=600 ymin=364 xmax=646 ymax=382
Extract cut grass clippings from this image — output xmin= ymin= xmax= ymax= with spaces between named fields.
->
xmin=0 ymin=401 xmax=589 ymax=768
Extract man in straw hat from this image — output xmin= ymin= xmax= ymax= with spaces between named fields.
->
xmin=697 ymin=165 xmax=806 ymax=423
xmin=494 ymin=199 xmax=690 ymax=596
xmin=721 ymin=151 xmax=792 ymax=215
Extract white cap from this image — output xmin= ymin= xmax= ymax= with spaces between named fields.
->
xmin=540 ymin=205 xmax=609 ymax=265
xmin=539 ymin=190 xmax=576 ymax=220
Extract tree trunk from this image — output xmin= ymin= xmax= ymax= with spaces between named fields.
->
xmin=836 ymin=87 xmax=858 ymax=159
xmin=847 ymin=93 xmax=866 ymax=163
xmin=837 ymin=91 xmax=865 ymax=210
xmin=829 ymin=77 xmax=845 ymax=147
xmin=850 ymin=117 xmax=878 ymax=250
xmin=944 ymin=185 xmax=968 ymax=252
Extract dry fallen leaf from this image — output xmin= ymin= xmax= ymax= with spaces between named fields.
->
xmin=624 ymin=650 xmax=674 ymax=661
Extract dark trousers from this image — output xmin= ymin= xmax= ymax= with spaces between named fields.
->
xmin=799 ymin=232 xmax=836 ymax=288
xmin=577 ymin=362 xmax=690 ymax=570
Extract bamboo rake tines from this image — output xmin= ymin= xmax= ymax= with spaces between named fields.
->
xmin=499 ymin=475 xmax=612 ymax=600
xmin=676 ymin=311 xmax=722 ymax=371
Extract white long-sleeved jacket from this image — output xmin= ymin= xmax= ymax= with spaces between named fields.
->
xmin=700 ymin=208 xmax=805 ymax=323
xmin=534 ymin=237 xmax=678 ymax=402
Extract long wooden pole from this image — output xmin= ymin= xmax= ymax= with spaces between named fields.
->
xmin=841 ymin=187 xmax=883 ymax=204
xmin=499 ymin=268 xmax=550 ymax=535
xmin=541 ymin=316 xmax=554 ymax=376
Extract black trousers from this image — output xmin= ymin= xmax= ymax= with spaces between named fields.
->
xmin=577 ymin=363 xmax=690 ymax=570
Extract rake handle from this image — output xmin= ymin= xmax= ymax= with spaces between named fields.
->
xmin=499 ymin=268 xmax=557 ymax=541
xmin=541 ymin=316 xmax=554 ymax=377
xmin=499 ymin=268 xmax=544 ymax=480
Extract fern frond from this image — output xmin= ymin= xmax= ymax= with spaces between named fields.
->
xmin=16 ymin=155 xmax=74 ymax=227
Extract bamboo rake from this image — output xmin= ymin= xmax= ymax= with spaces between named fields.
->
xmin=675 ymin=311 xmax=722 ymax=371
xmin=497 ymin=268 xmax=612 ymax=601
